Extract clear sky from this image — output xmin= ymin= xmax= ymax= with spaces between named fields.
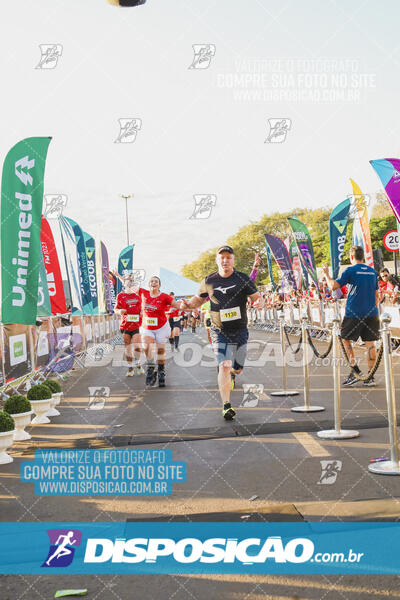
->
xmin=1 ymin=0 xmax=400 ymax=281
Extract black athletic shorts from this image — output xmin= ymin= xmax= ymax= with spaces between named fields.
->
xmin=168 ymin=317 xmax=181 ymax=329
xmin=340 ymin=316 xmax=380 ymax=342
xmin=120 ymin=328 xmax=140 ymax=337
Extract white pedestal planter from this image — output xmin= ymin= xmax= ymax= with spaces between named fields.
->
xmin=46 ymin=395 xmax=60 ymax=417
xmin=30 ymin=399 xmax=51 ymax=424
xmin=52 ymin=392 xmax=63 ymax=406
xmin=0 ymin=430 xmax=15 ymax=464
xmin=10 ymin=411 xmax=33 ymax=441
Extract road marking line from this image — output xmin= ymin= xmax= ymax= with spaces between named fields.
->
xmin=280 ymin=418 xmax=330 ymax=457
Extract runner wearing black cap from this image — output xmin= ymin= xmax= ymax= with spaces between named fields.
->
xmin=182 ymin=245 xmax=264 ymax=419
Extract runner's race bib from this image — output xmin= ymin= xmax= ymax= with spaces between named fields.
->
xmin=173 ymin=316 xmax=181 ymax=322
xmin=220 ymin=306 xmax=241 ymax=322
xmin=127 ymin=314 xmax=140 ymax=322
xmin=144 ymin=316 xmax=158 ymax=326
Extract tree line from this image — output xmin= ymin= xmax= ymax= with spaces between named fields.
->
xmin=181 ymin=195 xmax=396 ymax=284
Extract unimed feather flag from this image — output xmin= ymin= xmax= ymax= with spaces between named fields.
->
xmin=1 ymin=137 xmax=51 ymax=325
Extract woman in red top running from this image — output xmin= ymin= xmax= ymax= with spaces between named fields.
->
xmin=115 ymin=273 xmax=144 ymax=377
xmin=139 ymin=276 xmax=182 ymax=387
xmin=167 ymin=292 xmax=183 ymax=352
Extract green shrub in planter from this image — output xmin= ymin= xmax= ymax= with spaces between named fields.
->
xmin=4 ymin=395 xmax=31 ymax=415
xmin=0 ymin=411 xmax=15 ymax=432
xmin=27 ymin=384 xmax=52 ymax=401
xmin=41 ymin=385 xmax=53 ymax=397
xmin=44 ymin=379 xmax=62 ymax=394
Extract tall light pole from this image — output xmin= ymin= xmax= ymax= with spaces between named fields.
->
xmin=120 ymin=194 xmax=132 ymax=246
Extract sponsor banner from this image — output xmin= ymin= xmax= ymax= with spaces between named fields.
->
xmin=31 ymin=318 xmax=51 ymax=369
xmin=289 ymin=240 xmax=305 ymax=289
xmin=59 ymin=217 xmax=83 ymax=314
xmin=370 ymin=158 xmax=400 ymax=224
xmin=1 ymin=137 xmax=51 ymax=325
xmin=41 ymin=217 xmax=67 ymax=314
xmin=71 ymin=315 xmax=85 ymax=353
xmin=116 ymin=244 xmax=134 ymax=294
xmin=37 ymin=252 xmax=52 ymax=317
xmin=264 ymin=234 xmax=297 ymax=290
xmin=2 ymin=323 xmax=31 ymax=382
xmin=350 ymin=179 xmax=374 ymax=268
xmin=84 ymin=315 xmax=93 ymax=342
xmin=265 ymin=242 xmax=276 ymax=290
xmin=95 ymin=237 xmax=106 ymax=314
xmin=66 ymin=218 xmax=92 ymax=314
xmin=0 ymin=522 xmax=399 ymax=574
xmin=83 ymin=232 xmax=98 ymax=315
xmin=329 ymin=198 xmax=350 ymax=279
xmin=101 ymin=242 xmax=113 ymax=312
xmin=287 ymin=216 xmax=319 ymax=290
xmin=93 ymin=315 xmax=101 ymax=343
xmin=46 ymin=317 xmax=75 ymax=373
xmin=99 ymin=315 xmax=105 ymax=340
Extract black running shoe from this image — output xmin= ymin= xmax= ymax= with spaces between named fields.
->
xmin=363 ymin=377 xmax=376 ymax=387
xmin=146 ymin=366 xmax=155 ymax=386
xmin=150 ymin=369 xmax=158 ymax=386
xmin=222 ymin=403 xmax=236 ymax=420
xmin=343 ymin=373 xmax=358 ymax=387
xmin=158 ymin=367 xmax=166 ymax=388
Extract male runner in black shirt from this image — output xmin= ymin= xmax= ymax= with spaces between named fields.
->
xmin=182 ymin=246 xmax=263 ymax=419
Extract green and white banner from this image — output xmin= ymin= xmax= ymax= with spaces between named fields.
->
xmin=287 ymin=216 xmax=319 ymax=290
xmin=1 ymin=137 xmax=51 ymax=324
xmin=116 ymin=244 xmax=134 ymax=294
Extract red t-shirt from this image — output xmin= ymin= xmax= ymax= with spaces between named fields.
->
xmin=115 ymin=291 xmax=142 ymax=331
xmin=168 ymin=307 xmax=182 ymax=319
xmin=140 ymin=289 xmax=173 ymax=330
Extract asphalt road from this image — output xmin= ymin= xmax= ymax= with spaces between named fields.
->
xmin=1 ymin=325 xmax=400 ymax=599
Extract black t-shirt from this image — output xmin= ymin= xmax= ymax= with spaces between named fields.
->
xmin=198 ymin=270 xmax=257 ymax=332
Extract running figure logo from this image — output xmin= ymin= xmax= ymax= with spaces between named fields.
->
xmin=188 ymin=44 xmax=216 ymax=69
xmin=115 ymin=118 xmax=142 ymax=143
xmin=129 ymin=269 xmax=146 ymax=284
xmin=87 ymin=386 xmax=110 ymax=410
xmin=44 ymin=194 xmax=68 ymax=218
xmin=317 ymin=460 xmax=342 ymax=485
xmin=240 ymin=384 xmax=267 ymax=408
xmin=189 ymin=195 xmax=217 ymax=219
xmin=265 ymin=119 xmax=292 ymax=143
xmin=42 ymin=529 xmax=82 ymax=567
xmin=36 ymin=44 xmax=63 ymax=69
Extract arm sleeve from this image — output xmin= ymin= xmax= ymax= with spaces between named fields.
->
xmin=375 ymin=275 xmax=379 ymax=291
xmin=198 ymin=278 xmax=209 ymax=298
xmin=249 ymin=268 xmax=258 ymax=282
